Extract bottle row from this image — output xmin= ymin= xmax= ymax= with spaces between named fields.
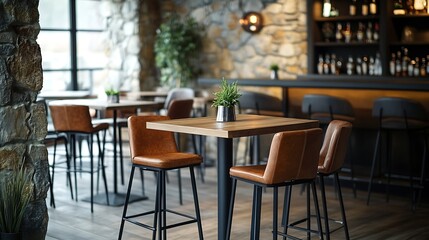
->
xmin=317 ymin=53 xmax=382 ymax=76
xmin=389 ymin=48 xmax=429 ymax=77
xmin=322 ymin=0 xmax=378 ymax=17
xmin=393 ymin=0 xmax=429 ymax=15
xmin=321 ymin=21 xmax=379 ymax=43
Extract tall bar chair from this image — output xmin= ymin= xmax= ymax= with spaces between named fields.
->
xmin=118 ymin=115 xmax=203 ymax=240
xmin=318 ymin=120 xmax=352 ymax=240
xmin=236 ymin=91 xmax=284 ymax=165
xmin=367 ymin=97 xmax=428 ymax=210
xmin=226 ymin=128 xmax=323 ymax=240
xmin=302 ymin=94 xmax=357 ymax=197
xmin=49 ymin=104 xmax=110 ymax=212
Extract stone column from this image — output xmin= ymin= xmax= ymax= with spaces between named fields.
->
xmin=0 ymin=0 xmax=49 ymax=239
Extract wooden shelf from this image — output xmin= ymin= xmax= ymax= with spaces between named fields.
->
xmin=315 ymin=15 xmax=379 ymax=22
xmin=315 ymin=42 xmax=379 ymax=47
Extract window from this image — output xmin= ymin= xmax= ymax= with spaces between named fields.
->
xmin=39 ymin=0 xmax=105 ymax=92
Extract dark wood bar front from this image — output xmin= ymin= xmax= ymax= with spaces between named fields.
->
xmin=198 ymin=76 xmax=429 ymax=191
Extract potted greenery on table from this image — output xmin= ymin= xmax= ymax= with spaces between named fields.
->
xmin=211 ymin=78 xmax=241 ymax=122
xmin=0 ymin=167 xmax=33 ymax=240
xmin=105 ymin=88 xmax=120 ymax=103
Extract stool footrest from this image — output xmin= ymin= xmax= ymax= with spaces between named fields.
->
xmin=123 ymin=208 xmax=198 ymax=232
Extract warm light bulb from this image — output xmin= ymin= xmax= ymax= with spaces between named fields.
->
xmin=249 ymin=15 xmax=258 ymax=24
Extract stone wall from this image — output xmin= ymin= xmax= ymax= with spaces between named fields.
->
xmin=101 ymin=0 xmax=142 ymax=93
xmin=0 ymin=0 xmax=48 ymax=239
xmin=165 ymin=0 xmax=307 ymax=81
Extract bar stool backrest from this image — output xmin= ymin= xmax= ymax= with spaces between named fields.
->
xmin=263 ymin=128 xmax=323 ymax=184
xmin=128 ymin=115 xmax=178 ymax=159
xmin=318 ymin=120 xmax=353 ymax=174
xmin=302 ymin=94 xmax=354 ymax=123
xmin=49 ymin=105 xmax=94 ymax=133
xmin=372 ymin=97 xmax=428 ymax=123
xmin=167 ymin=99 xmax=194 ymax=119
xmin=238 ymin=91 xmax=283 ymax=116
xmin=163 ymin=88 xmax=194 ymax=109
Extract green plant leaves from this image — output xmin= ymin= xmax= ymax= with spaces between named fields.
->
xmin=212 ymin=78 xmax=241 ymax=108
xmin=154 ymin=14 xmax=204 ymax=89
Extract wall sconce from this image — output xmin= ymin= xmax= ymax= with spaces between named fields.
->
xmin=239 ymin=12 xmax=263 ymax=33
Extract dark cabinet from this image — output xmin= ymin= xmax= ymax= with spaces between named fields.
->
xmin=307 ymin=0 xmax=429 ymax=79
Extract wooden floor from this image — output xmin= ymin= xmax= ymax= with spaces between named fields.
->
xmin=45 ymin=140 xmax=429 ymax=240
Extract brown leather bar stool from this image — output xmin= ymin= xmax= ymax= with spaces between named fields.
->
xmin=49 ymin=104 xmax=110 ymax=213
xmin=226 ymin=128 xmax=323 ymax=240
xmin=302 ymin=94 xmax=357 ymax=197
xmin=318 ymin=120 xmax=352 ymax=240
xmin=368 ymin=97 xmax=428 ymax=210
xmin=118 ymin=115 xmax=203 ymax=240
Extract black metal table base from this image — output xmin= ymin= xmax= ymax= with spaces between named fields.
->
xmin=82 ymin=192 xmax=148 ymax=206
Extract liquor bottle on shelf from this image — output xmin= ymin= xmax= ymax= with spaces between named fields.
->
xmin=323 ymin=54 xmax=330 ymax=74
xmin=330 ymin=54 xmax=337 ymax=75
xmin=323 ymin=0 xmax=332 ymax=17
xmin=317 ymin=54 xmax=324 ymax=74
xmin=393 ymin=0 xmax=406 ymax=15
xmin=362 ymin=0 xmax=369 ymax=16
xmin=413 ymin=0 xmax=427 ymax=14
xmin=346 ymin=56 xmax=354 ymax=75
xmin=375 ymin=53 xmax=382 ymax=75
xmin=413 ymin=57 xmax=420 ymax=76
xmin=362 ymin=56 xmax=369 ymax=75
xmin=335 ymin=23 xmax=343 ymax=42
xmin=396 ymin=51 xmax=402 ymax=76
xmin=366 ymin=22 xmax=373 ymax=43
xmin=373 ymin=22 xmax=380 ymax=42
xmin=405 ymin=0 xmax=414 ymax=14
xmin=356 ymin=57 xmax=362 ymax=75
xmin=344 ymin=22 xmax=352 ymax=43
xmin=390 ymin=53 xmax=396 ymax=76
xmin=402 ymin=47 xmax=410 ymax=76
xmin=421 ymin=57 xmax=427 ymax=77
xmin=349 ymin=0 xmax=357 ymax=16
xmin=368 ymin=56 xmax=375 ymax=76
xmin=357 ymin=22 xmax=365 ymax=42
xmin=336 ymin=57 xmax=343 ymax=74
xmin=408 ymin=59 xmax=415 ymax=76
xmin=370 ymin=0 xmax=377 ymax=15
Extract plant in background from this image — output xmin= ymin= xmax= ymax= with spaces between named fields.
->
xmin=0 ymin=166 xmax=33 ymax=234
xmin=154 ymin=14 xmax=203 ymax=89
xmin=105 ymin=88 xmax=119 ymax=96
xmin=211 ymin=77 xmax=241 ymax=108
xmin=269 ymin=64 xmax=279 ymax=71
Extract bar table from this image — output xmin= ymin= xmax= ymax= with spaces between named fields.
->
xmin=147 ymin=114 xmax=319 ymax=239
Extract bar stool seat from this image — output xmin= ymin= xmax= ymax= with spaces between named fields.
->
xmin=118 ymin=115 xmax=204 ymax=240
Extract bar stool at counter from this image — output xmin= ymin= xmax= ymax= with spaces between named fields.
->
xmin=368 ymin=97 xmax=428 ymax=210
xmin=226 ymin=128 xmax=323 ymax=240
xmin=118 ymin=115 xmax=203 ymax=240
xmin=302 ymin=94 xmax=357 ymax=197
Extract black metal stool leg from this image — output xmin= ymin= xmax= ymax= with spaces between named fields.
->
xmin=190 ymin=167 xmax=204 ymax=239
xmin=282 ymin=186 xmax=292 ymax=240
xmin=367 ymin=130 xmax=381 ymax=205
xmin=118 ymin=166 xmax=135 ymax=240
xmin=311 ymin=182 xmax=324 ymax=240
xmin=273 ymin=186 xmax=278 ymax=240
xmin=335 ymin=173 xmax=350 ymax=240
xmin=319 ymin=176 xmax=330 ymax=240
xmin=226 ymin=179 xmax=237 ymax=240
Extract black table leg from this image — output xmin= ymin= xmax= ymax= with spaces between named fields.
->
xmin=217 ymin=137 xmax=233 ymax=240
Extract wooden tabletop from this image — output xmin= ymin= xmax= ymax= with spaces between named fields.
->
xmin=147 ymin=114 xmax=319 ymax=138
xmin=38 ymin=90 xmax=95 ymax=100
xmin=48 ymin=99 xmax=160 ymax=111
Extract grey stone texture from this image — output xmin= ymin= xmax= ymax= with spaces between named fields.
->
xmin=0 ymin=0 xmax=48 ymax=238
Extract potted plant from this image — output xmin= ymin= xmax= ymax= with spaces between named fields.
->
xmin=154 ymin=14 xmax=203 ymax=89
xmin=105 ymin=88 xmax=120 ymax=103
xmin=0 ymin=167 xmax=33 ymax=240
xmin=211 ymin=78 xmax=241 ymax=122
xmin=270 ymin=64 xmax=279 ymax=80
